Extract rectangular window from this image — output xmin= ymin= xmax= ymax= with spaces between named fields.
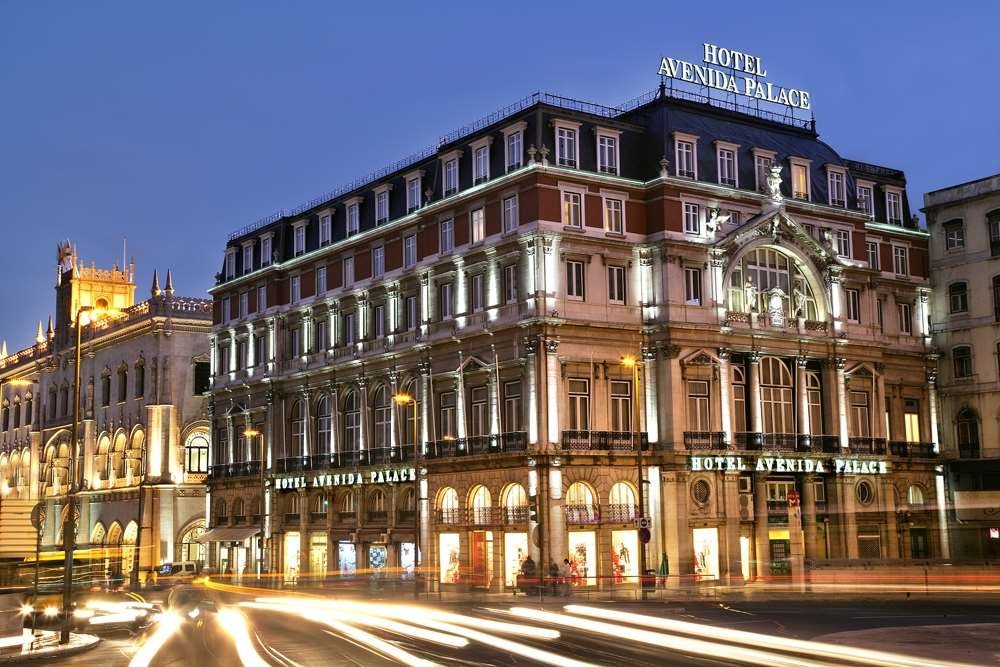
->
xmin=242 ymin=244 xmax=253 ymax=274
xmin=877 ymin=298 xmax=885 ymax=333
xmin=289 ymin=327 xmax=301 ymax=358
xmin=473 ymin=145 xmax=489 ymax=184
xmin=315 ymin=266 xmax=326 ymax=294
xmin=343 ymin=312 xmax=356 ymax=345
xmin=320 ymin=214 xmax=332 ymax=245
xmin=225 ymin=251 xmax=235 ymax=279
xmin=254 ymin=335 xmax=266 ymax=366
xmin=898 ymin=302 xmax=912 ymax=335
xmin=470 ymin=386 xmax=488 ymax=436
xmin=791 ymin=163 xmax=809 ymax=200
xmin=684 ymin=267 xmax=702 ymax=305
xmin=375 ymin=191 xmax=389 ymax=225
xmin=566 ymin=260 xmax=585 ymax=300
xmin=343 ymin=256 xmax=354 ymax=287
xmin=562 ymin=191 xmax=582 ymax=228
xmin=315 ymin=319 xmax=328 ymax=351
xmin=506 ymin=130 xmax=523 ymax=171
xmin=439 ymin=392 xmax=456 ymax=438
xmin=502 ymin=195 xmax=518 ymax=233
xmin=567 ymin=378 xmax=590 ymax=430
xmin=221 ymin=296 xmax=231 ymax=321
xmin=403 ymin=234 xmax=417 ymax=268
xmin=347 ymin=203 xmax=359 ymax=235
xmin=904 ymin=399 xmax=921 ymax=443
xmin=439 ymin=219 xmax=454 ymax=253
xmin=372 ymin=246 xmax=384 ymax=278
xmin=439 ymin=282 xmax=453 ymax=319
xmin=717 ymin=148 xmax=736 ymax=186
xmin=893 ymin=246 xmax=909 ymax=276
xmin=675 ymin=140 xmax=695 ymax=178
xmin=257 ymin=285 xmax=267 ymax=311
xmin=683 ymin=202 xmax=700 ymax=234
xmin=990 ymin=216 xmax=1000 ymax=256
xmin=444 ymin=158 xmax=458 ymax=196
xmin=556 ymin=127 xmax=577 ymax=168
xmin=604 ymin=198 xmax=624 ymax=234
xmin=290 ymin=275 xmax=301 ymax=303
xmin=993 ymin=276 xmax=1000 ymax=322
xmin=405 ymin=295 xmax=418 ymax=330
xmin=504 ymin=381 xmax=522 ymax=431
xmin=470 ymin=208 xmax=485 ymax=244
xmin=293 ymin=225 xmax=306 ymax=256
xmin=886 ymin=191 xmax=903 ymax=224
xmin=373 ymin=304 xmax=385 ymax=338
xmin=850 ymin=391 xmax=871 ymax=437
xmin=835 ymin=230 xmax=851 ymax=257
xmin=260 ymin=236 xmax=272 ymax=266
xmin=945 ymin=221 xmax=965 ymax=250
xmin=610 ymin=380 xmax=632 ymax=431
xmin=845 ymin=288 xmax=861 ymax=322
xmin=726 ymin=209 xmax=742 ymax=225
xmin=504 ymin=264 xmax=517 ymax=303
xmin=239 ymin=291 xmax=248 ymax=319
xmin=687 ymin=380 xmax=710 ymax=431
xmin=857 ymin=184 xmax=874 ymax=217
xmin=828 ymin=171 xmax=846 ymax=207
xmin=754 ymin=154 xmax=773 ymax=191
xmin=608 ymin=266 xmax=626 ymax=304
xmin=406 ymin=177 xmax=421 ymax=213
xmin=470 ymin=274 xmax=484 ymax=312
xmin=866 ymin=241 xmax=880 ymax=269
xmin=949 ymin=283 xmax=968 ymax=313
xmin=597 ymin=135 xmax=618 ymax=175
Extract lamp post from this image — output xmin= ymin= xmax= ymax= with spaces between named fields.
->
xmin=244 ymin=428 xmax=265 ymax=580
xmin=392 ymin=393 xmax=419 ymax=599
xmin=61 ymin=305 xmax=91 ymax=644
xmin=130 ymin=439 xmax=147 ymax=590
xmin=621 ymin=355 xmax=647 ymax=598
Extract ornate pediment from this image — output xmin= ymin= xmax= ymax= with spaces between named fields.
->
xmin=716 ymin=207 xmax=842 ymax=270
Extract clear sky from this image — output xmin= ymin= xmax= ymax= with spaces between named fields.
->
xmin=1 ymin=1 xmax=998 ymax=351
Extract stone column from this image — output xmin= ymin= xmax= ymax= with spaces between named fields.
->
xmin=267 ymin=318 xmax=277 ymax=370
xmin=718 ymin=348 xmax=733 ymax=446
xmin=228 ymin=329 xmax=238 ymax=378
xmin=926 ymin=367 xmax=940 ymax=454
xmin=358 ymin=377 xmax=370 ymax=452
xmin=329 ymin=301 xmax=339 ymax=350
xmin=796 ymin=356 xmax=811 ymax=442
xmin=302 ymin=308 xmax=313 ymax=355
xmin=753 ymin=473 xmax=770 ymax=579
xmin=661 ymin=471 xmax=692 ymax=587
xmin=300 ymin=387 xmax=311 ymax=458
xmin=874 ymin=363 xmax=887 ymax=439
xmin=544 ymin=339 xmax=560 ymax=448
xmin=246 ymin=324 xmax=256 ymax=370
xmin=722 ymin=471 xmax=743 ymax=585
xmin=524 ymin=338 xmax=539 ymax=446
xmin=388 ymin=370 xmax=399 ymax=451
xmin=298 ymin=488 xmax=309 ymax=576
xmin=801 ymin=475 xmax=818 ymax=558
xmin=547 ymin=466 xmax=565 ymax=564
xmin=883 ymin=477 xmax=900 ymax=559
xmin=488 ymin=369 xmax=500 ymax=441
xmin=418 ymin=360 xmax=431 ymax=453
xmin=454 ymin=359 xmax=467 ymax=441
xmin=209 ymin=334 xmax=218 ymax=379
xmin=787 ymin=487 xmax=804 ymax=588
xmin=748 ymin=352 xmax=763 ymax=435
xmin=642 ymin=345 xmax=658 ymax=445
xmin=834 ymin=357 xmax=849 ymax=450
xmin=838 ymin=478 xmax=859 ymax=559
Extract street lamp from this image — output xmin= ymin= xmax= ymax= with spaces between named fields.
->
xmin=392 ymin=392 xmax=420 ymax=599
xmin=621 ymin=355 xmax=647 ymax=597
xmin=244 ymin=428 xmax=265 ymax=579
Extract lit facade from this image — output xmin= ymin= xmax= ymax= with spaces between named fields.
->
xmin=207 ymin=84 xmax=943 ymax=588
xmin=0 ymin=243 xmax=212 ymax=583
xmin=924 ymin=174 xmax=1000 ymax=559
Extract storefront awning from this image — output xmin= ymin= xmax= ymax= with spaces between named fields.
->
xmin=195 ymin=527 xmax=260 ymax=543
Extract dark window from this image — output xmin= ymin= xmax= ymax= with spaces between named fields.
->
xmin=134 ymin=365 xmax=145 ymax=398
xmin=988 ymin=210 xmax=1000 ymax=257
xmin=101 ymin=375 xmax=111 ymax=407
xmin=193 ymin=362 xmax=211 ymax=395
xmin=943 ymin=219 xmax=965 ymax=250
xmin=1 ymin=406 xmax=7 ymax=431
xmin=957 ymin=408 xmax=980 ymax=458
xmin=993 ymin=276 xmax=1000 ymax=322
xmin=953 ymin=346 xmax=973 ymax=379
xmin=24 ymin=396 xmax=32 ymax=425
xmin=949 ymin=282 xmax=968 ymax=314
xmin=117 ymin=367 xmax=128 ymax=402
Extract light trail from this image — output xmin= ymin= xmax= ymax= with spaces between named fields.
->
xmin=562 ymin=604 xmax=983 ymax=667
xmin=217 ymin=608 xmax=271 ymax=667
xmin=128 ymin=610 xmax=182 ymax=667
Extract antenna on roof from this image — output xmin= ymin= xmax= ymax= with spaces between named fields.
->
xmin=123 ymin=237 xmax=127 ymax=274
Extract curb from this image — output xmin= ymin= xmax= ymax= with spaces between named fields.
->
xmin=0 ymin=634 xmax=100 ymax=664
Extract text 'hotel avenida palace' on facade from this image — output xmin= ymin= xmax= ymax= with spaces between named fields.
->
xmin=207 ymin=82 xmax=943 ymax=588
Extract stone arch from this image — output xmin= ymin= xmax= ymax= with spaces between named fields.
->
xmin=91 ymin=522 xmax=106 ymax=545
xmin=723 ymin=238 xmax=830 ymax=320
xmin=177 ymin=519 xmax=206 ymax=563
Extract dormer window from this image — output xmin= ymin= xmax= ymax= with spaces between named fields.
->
xmin=673 ymin=132 xmax=698 ymax=179
xmin=554 ymin=121 xmax=580 ymax=168
xmin=319 ymin=214 xmax=332 ymax=245
xmin=753 ymin=149 xmax=775 ymax=192
xmin=225 ymin=250 xmax=236 ymax=279
xmin=242 ymin=243 xmax=253 ymax=275
xmin=375 ymin=188 xmax=390 ymax=226
xmin=503 ymin=121 xmax=526 ymax=172
xmin=346 ymin=198 xmax=361 ymax=236
xmin=596 ymin=128 xmax=620 ymax=175
xmin=441 ymin=151 xmax=460 ymax=197
xmin=405 ymin=171 xmax=423 ymax=213
xmin=471 ymin=137 xmax=492 ymax=185
xmin=715 ymin=141 xmax=739 ymax=187
xmin=856 ymin=181 xmax=874 ymax=217
xmin=826 ymin=167 xmax=846 ymax=208
xmin=290 ymin=275 xmax=301 ymax=303
xmin=292 ymin=222 xmax=306 ymax=256
xmin=260 ymin=234 xmax=273 ymax=266
xmin=886 ymin=189 xmax=903 ymax=225
xmin=789 ymin=157 xmax=811 ymax=200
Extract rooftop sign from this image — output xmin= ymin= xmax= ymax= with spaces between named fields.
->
xmin=658 ymin=43 xmax=811 ymax=111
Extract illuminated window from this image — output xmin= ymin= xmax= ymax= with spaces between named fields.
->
xmin=562 ymin=191 xmax=582 ymax=228
xmin=502 ymin=195 xmax=518 ymax=233
xmin=903 ymin=399 xmax=920 ymax=443
xmin=444 ymin=158 xmax=459 ymax=196
xmin=604 ymin=198 xmax=624 ymax=234
xmin=857 ymin=183 xmax=874 ymax=217
xmin=470 ymin=208 xmax=485 ymax=244
xmin=791 ymin=162 xmax=809 ymax=200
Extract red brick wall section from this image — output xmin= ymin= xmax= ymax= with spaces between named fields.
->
xmin=212 ymin=299 xmax=222 ymax=324
xmin=584 ymin=193 xmax=602 ymax=229
xmin=248 ymin=287 xmax=257 ymax=314
xmin=485 ymin=199 xmax=501 ymax=236
xmin=454 ymin=210 xmax=469 ymax=247
xmin=329 ymin=260 xmax=342 ymax=290
xmin=356 ymin=248 xmax=372 ymax=281
xmin=626 ymin=199 xmax=646 ymax=234
xmin=420 ymin=222 xmax=437 ymax=258
xmin=538 ymin=187 xmax=560 ymax=224
xmin=300 ymin=269 xmax=315 ymax=299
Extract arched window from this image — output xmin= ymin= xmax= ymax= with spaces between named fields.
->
xmin=23 ymin=393 xmax=32 ymax=426
xmin=728 ymin=247 xmax=819 ymax=320
xmin=91 ymin=522 xmax=106 ymax=546
xmin=121 ymin=521 xmax=138 ymax=578
xmin=372 ymin=386 xmax=391 ymax=450
xmin=957 ymin=408 xmax=980 ymax=458
xmin=214 ymin=498 xmax=227 ymax=524
xmin=400 ymin=487 xmax=415 ymax=512
xmin=12 ymin=398 xmax=20 ymax=429
xmin=59 ymin=384 xmax=69 ymax=416
xmin=311 ymin=494 xmax=328 ymax=516
xmin=232 ymin=498 xmax=245 ymax=521
xmin=907 ymin=485 xmax=925 ymax=507
xmin=949 ymin=282 xmax=968 ymax=314
xmin=806 ymin=370 xmax=823 ymax=434
xmin=565 ymin=482 xmax=597 ymax=523
xmin=48 ymin=387 xmax=56 ymax=419
xmin=316 ymin=395 xmax=332 ymax=454
xmin=117 ymin=365 xmax=128 ymax=403
xmin=95 ymin=435 xmax=111 ymax=484
xmin=760 ymin=357 xmax=794 ymax=434
xmin=343 ymin=391 xmax=361 ymax=453
xmin=502 ymin=483 xmax=527 ymax=523
xmin=127 ymin=430 xmax=144 ymax=482
xmin=134 ymin=362 xmax=145 ymax=398
xmin=178 ymin=520 xmax=206 ymax=563
xmin=289 ymin=399 xmax=305 ymax=457
xmin=437 ymin=486 xmax=460 ymax=524
xmin=469 ymin=485 xmax=491 ymax=524
xmin=341 ymin=491 xmax=356 ymax=514
xmin=953 ymin=346 xmax=973 ymax=379
xmin=286 ymin=493 xmax=300 ymax=517
xmin=185 ymin=433 xmax=209 ymax=474
xmin=368 ymin=489 xmax=387 ymax=520
xmin=609 ymin=481 xmax=638 ymax=522
xmin=0 ymin=454 xmax=9 ymax=487
xmin=1 ymin=401 xmax=8 ymax=431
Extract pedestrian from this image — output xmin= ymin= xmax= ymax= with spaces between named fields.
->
xmin=560 ymin=559 xmax=572 ymax=596
xmin=519 ymin=555 xmax=536 ymax=595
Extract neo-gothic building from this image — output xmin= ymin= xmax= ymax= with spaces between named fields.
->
xmin=0 ymin=243 xmax=212 ymax=584
xmin=924 ymin=174 xmax=1000 ymax=559
xmin=206 ymin=83 xmax=942 ymax=589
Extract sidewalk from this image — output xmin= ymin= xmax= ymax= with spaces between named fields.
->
xmin=0 ymin=631 xmax=100 ymax=664
xmin=814 ymin=623 xmax=1000 ymax=666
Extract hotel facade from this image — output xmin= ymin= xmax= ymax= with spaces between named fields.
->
xmin=0 ymin=245 xmax=212 ymax=583
xmin=206 ymin=80 xmax=944 ymax=589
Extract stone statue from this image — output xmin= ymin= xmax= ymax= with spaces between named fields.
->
xmin=767 ymin=287 xmax=786 ymax=327
xmin=743 ymin=277 xmax=758 ymax=313
xmin=792 ymin=287 xmax=808 ymax=318
xmin=767 ymin=165 xmax=783 ymax=202
xmin=705 ymin=208 xmax=731 ymax=233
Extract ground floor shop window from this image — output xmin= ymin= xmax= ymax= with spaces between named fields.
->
xmin=611 ymin=529 xmax=638 ymax=583
xmin=740 ymin=535 xmax=751 ymax=580
xmin=692 ymin=527 xmax=720 ymax=580
xmin=369 ymin=545 xmax=388 ymax=573
xmin=338 ymin=542 xmax=356 ymax=575
xmin=567 ymin=531 xmax=596 ymax=586
xmin=284 ymin=532 xmax=300 ymax=583
xmin=400 ymin=542 xmax=415 ymax=578
xmin=470 ymin=531 xmax=494 ymax=588
xmin=440 ymin=533 xmax=461 ymax=584
xmin=310 ymin=533 xmax=327 ymax=576
xmin=503 ymin=532 xmax=528 ymax=587
xmin=858 ymin=531 xmax=881 ymax=558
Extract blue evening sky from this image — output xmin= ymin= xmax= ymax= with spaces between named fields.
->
xmin=1 ymin=2 xmax=997 ymax=351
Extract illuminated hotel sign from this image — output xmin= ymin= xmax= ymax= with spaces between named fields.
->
xmin=275 ymin=467 xmax=416 ymax=491
xmin=658 ymin=43 xmax=812 ymax=111
xmin=689 ymin=455 xmax=888 ymax=475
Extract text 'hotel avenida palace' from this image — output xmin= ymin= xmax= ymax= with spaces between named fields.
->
xmin=207 ymin=81 xmax=942 ymax=589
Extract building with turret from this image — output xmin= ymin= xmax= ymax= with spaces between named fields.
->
xmin=0 ymin=242 xmax=212 ymax=585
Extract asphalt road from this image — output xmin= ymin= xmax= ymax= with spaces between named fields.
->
xmin=44 ymin=589 xmax=1000 ymax=666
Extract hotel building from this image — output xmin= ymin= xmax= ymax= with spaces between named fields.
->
xmin=207 ymin=81 xmax=943 ymax=588
xmin=0 ymin=244 xmax=212 ymax=583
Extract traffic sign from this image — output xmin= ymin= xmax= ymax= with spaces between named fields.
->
xmin=636 ymin=517 xmax=651 ymax=529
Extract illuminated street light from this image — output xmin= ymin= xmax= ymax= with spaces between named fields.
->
xmin=393 ymin=392 xmax=421 ymax=599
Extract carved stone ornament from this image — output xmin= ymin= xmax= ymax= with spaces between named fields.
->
xmin=767 ymin=164 xmax=784 ymax=202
